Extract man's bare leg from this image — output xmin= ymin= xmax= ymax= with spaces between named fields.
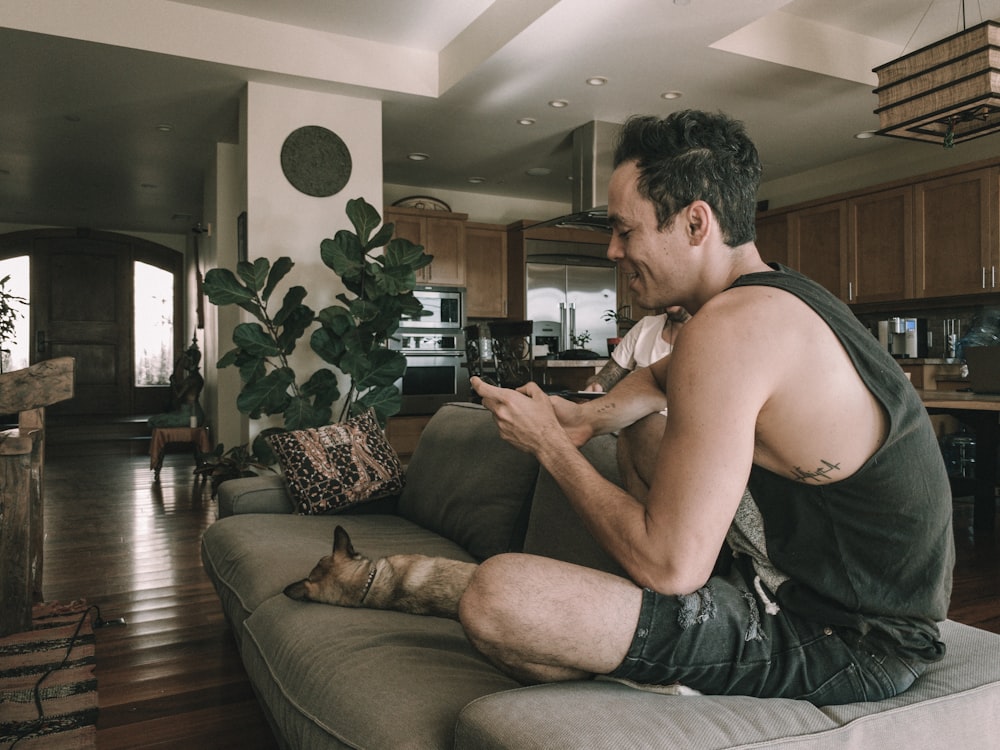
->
xmin=459 ymin=553 xmax=643 ymax=683
xmin=617 ymin=413 xmax=667 ymax=501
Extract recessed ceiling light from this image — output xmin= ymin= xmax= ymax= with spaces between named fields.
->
xmin=548 ymin=99 xmax=569 ymax=108
xmin=407 ymin=152 xmax=430 ymax=161
xmin=156 ymin=123 xmax=174 ymax=132
xmin=526 ymin=167 xmax=552 ymax=177
xmin=467 ymin=176 xmax=486 ymax=184
xmin=517 ymin=117 xmax=536 ymax=126
xmin=855 ymin=130 xmax=877 ymax=140
xmin=661 ymin=91 xmax=683 ymax=100
xmin=586 ymin=76 xmax=608 ymax=86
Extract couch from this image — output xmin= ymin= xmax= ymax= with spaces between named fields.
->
xmin=201 ymin=402 xmax=1000 ymax=750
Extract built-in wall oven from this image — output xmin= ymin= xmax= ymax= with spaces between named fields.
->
xmin=392 ymin=286 xmax=470 ymax=415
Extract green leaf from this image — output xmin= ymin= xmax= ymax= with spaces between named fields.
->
xmin=320 ymin=232 xmax=364 ymax=280
xmin=263 ymin=257 xmax=294 ymax=302
xmin=252 ymin=429 xmax=284 ymax=467
xmin=233 ymin=322 xmax=281 ymax=357
xmin=216 ymin=347 xmax=240 ymax=369
xmin=385 ymin=237 xmax=432 ymax=271
xmin=352 ymin=385 xmax=402 ymax=426
xmin=237 ymin=257 xmax=270 ymax=291
xmin=346 ymin=197 xmax=381 ymax=245
xmin=236 ymin=368 xmax=294 ymax=418
xmin=284 ymin=396 xmax=332 ymax=431
xmin=204 ymin=268 xmax=255 ymax=307
xmin=276 ymin=301 xmax=315 ymax=355
xmin=310 ymin=326 xmax=348 ymax=365
xmin=365 ymin=221 xmax=395 ymax=251
xmin=355 ymin=348 xmax=407 ymax=390
xmin=301 ymin=368 xmax=340 ymax=410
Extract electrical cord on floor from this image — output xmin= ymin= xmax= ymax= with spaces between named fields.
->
xmin=8 ymin=604 xmax=126 ymax=750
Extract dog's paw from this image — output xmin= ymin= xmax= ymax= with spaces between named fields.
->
xmin=596 ymin=675 xmax=702 ymax=696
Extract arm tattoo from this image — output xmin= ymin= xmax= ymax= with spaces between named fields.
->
xmin=586 ymin=361 xmax=631 ymax=392
xmin=790 ymin=459 xmax=842 ymax=483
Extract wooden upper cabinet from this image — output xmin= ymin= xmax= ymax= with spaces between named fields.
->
xmin=914 ymin=167 xmax=996 ymax=298
xmin=848 ymin=186 xmax=914 ymax=303
xmin=385 ymin=206 xmax=467 ymax=286
xmin=755 ymin=212 xmax=791 ymax=267
xmin=789 ymin=201 xmax=848 ymax=299
xmin=465 ymin=223 xmax=508 ymax=318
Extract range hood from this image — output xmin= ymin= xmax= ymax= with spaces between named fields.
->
xmin=528 ymin=120 xmax=617 ymax=232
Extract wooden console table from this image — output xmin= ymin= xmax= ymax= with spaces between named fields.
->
xmin=918 ymin=389 xmax=1000 ymax=534
xmin=0 ymin=357 xmax=75 ymax=636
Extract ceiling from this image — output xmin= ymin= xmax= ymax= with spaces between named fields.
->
xmin=1 ymin=0 xmax=998 ymax=235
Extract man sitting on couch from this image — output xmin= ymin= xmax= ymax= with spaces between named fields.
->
xmin=463 ymin=109 xmax=954 ymax=706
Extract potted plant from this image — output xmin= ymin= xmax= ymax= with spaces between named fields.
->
xmin=200 ymin=197 xmax=431 ymax=468
xmin=0 ymin=274 xmax=27 ymax=374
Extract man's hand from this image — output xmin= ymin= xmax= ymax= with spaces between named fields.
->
xmin=471 ymin=377 xmax=594 ymax=452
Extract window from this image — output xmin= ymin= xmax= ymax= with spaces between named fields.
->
xmin=0 ymin=255 xmax=30 ymax=374
xmin=134 ymin=261 xmax=174 ymax=386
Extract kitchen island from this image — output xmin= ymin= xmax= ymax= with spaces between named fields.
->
xmin=919 ymin=389 xmax=1000 ymax=534
xmin=533 ymin=357 xmax=608 ymax=391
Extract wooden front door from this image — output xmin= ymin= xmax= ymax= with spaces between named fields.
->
xmin=32 ymin=235 xmax=134 ymax=416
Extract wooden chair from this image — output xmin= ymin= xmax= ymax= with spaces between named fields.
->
xmin=0 ymin=357 xmax=75 ymax=636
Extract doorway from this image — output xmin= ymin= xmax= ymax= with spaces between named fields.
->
xmin=0 ymin=228 xmax=184 ymax=419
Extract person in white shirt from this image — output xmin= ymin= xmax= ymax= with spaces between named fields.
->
xmin=584 ymin=306 xmax=690 ymax=394
xmin=582 ymin=305 xmax=689 ymax=495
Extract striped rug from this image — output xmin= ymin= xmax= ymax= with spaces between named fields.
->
xmin=0 ymin=600 xmax=97 ymax=749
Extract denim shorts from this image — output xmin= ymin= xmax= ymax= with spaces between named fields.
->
xmin=606 ymin=565 xmax=925 ymax=706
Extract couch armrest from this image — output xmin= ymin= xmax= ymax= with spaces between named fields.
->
xmin=217 ymin=475 xmax=293 ymax=518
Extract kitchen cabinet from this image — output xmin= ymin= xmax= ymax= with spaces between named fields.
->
xmin=848 ymin=186 xmax=913 ymax=303
xmin=385 ymin=415 xmax=431 ymax=464
xmin=385 ymin=206 xmax=467 ymax=286
xmin=914 ymin=167 xmax=996 ymax=298
xmin=789 ymin=201 xmax=847 ymax=299
xmin=465 ymin=222 xmax=507 ymax=318
xmin=755 ymin=211 xmax=791 ymax=267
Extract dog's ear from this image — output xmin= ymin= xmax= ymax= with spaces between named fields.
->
xmin=283 ymin=579 xmax=311 ymax=601
xmin=332 ymin=525 xmax=358 ymax=558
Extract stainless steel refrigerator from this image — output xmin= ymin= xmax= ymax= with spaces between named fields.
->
xmin=526 ymin=255 xmax=617 ymax=356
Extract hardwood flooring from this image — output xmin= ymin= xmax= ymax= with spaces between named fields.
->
xmin=37 ymin=441 xmax=1000 ymax=749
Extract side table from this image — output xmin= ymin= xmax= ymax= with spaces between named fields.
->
xmin=149 ymin=426 xmax=212 ymax=480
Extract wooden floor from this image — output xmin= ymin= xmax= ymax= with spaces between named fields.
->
xmin=37 ymin=442 xmax=1000 ymax=749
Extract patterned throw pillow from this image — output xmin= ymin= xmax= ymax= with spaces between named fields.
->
xmin=267 ymin=410 xmax=404 ymax=515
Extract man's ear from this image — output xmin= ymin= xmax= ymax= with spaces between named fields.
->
xmin=685 ymin=201 xmax=712 ymax=245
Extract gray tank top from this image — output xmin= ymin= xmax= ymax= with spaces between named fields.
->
xmin=727 ymin=264 xmax=953 ymax=663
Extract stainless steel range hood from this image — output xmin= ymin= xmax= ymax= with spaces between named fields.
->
xmin=528 ymin=120 xmax=617 ymax=232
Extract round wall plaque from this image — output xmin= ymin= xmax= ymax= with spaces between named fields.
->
xmin=280 ymin=126 xmax=352 ymax=197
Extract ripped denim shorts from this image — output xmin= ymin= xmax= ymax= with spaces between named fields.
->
xmin=606 ymin=566 xmax=925 ymax=706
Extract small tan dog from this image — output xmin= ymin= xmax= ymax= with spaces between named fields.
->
xmin=283 ymin=525 xmax=477 ymax=620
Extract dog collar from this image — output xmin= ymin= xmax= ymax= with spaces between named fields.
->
xmin=358 ymin=563 xmax=378 ymax=604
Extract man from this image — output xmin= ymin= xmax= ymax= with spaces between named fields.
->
xmin=461 ymin=110 xmax=954 ymax=705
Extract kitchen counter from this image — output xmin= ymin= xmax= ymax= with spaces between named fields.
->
xmin=533 ymin=358 xmax=608 ymax=390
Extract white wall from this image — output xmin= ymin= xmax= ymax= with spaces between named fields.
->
xmin=224 ymin=81 xmax=382 ymax=441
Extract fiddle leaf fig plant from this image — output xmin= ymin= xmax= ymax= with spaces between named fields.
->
xmin=202 ymin=197 xmax=432 ymax=464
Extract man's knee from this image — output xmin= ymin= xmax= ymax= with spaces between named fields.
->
xmin=459 ymin=553 xmax=520 ymax=650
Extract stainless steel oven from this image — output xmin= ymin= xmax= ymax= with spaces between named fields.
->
xmin=403 ymin=286 xmax=465 ymax=330
xmin=390 ymin=329 xmax=471 ymax=415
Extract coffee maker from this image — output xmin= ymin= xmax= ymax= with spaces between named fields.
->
xmin=877 ymin=317 xmax=928 ymax=358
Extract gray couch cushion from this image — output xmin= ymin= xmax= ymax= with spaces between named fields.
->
xmin=217 ymin=474 xmax=294 ymax=517
xmin=397 ymin=403 xmax=540 ymax=560
xmin=241 ymin=592 xmax=520 ymax=750
xmin=522 ymin=433 xmax=626 ymax=577
xmin=455 ymin=620 xmax=1000 ymax=750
